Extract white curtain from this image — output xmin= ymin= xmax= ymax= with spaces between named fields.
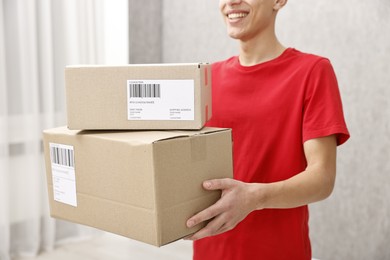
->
xmin=0 ymin=0 xmax=128 ymax=259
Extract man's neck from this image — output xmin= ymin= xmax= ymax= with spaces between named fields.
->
xmin=238 ymin=33 xmax=286 ymax=67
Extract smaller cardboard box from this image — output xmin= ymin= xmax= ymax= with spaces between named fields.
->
xmin=65 ymin=63 xmax=212 ymax=130
xmin=43 ymin=126 xmax=233 ymax=246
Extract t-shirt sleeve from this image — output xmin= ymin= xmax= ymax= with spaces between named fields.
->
xmin=302 ymin=58 xmax=350 ymax=145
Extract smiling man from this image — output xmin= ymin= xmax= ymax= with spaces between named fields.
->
xmin=185 ymin=0 xmax=350 ymax=259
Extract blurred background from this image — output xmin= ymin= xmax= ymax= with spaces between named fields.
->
xmin=1 ymin=0 xmax=389 ymax=259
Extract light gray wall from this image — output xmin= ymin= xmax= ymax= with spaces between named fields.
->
xmin=128 ymin=0 xmax=162 ymax=63
xmin=130 ymin=1 xmax=390 ymax=259
xmin=162 ymin=0 xmax=236 ymax=63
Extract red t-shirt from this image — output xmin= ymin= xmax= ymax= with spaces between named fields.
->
xmin=194 ymin=48 xmax=350 ymax=260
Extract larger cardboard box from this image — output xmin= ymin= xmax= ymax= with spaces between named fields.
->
xmin=65 ymin=63 xmax=212 ymax=130
xmin=43 ymin=126 xmax=233 ymax=246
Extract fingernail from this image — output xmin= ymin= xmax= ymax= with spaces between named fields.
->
xmin=204 ymin=181 xmax=211 ymax=189
xmin=187 ymin=220 xmax=194 ymax=228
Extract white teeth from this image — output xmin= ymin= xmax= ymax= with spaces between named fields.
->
xmin=228 ymin=13 xmax=248 ymax=19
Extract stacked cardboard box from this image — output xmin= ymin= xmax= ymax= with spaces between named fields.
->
xmin=43 ymin=63 xmax=233 ymax=246
xmin=65 ymin=63 xmax=212 ymax=130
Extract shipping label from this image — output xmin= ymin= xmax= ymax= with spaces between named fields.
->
xmin=127 ymin=80 xmax=195 ymax=120
xmin=49 ymin=143 xmax=77 ymax=207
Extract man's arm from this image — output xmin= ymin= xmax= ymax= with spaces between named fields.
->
xmin=185 ymin=135 xmax=337 ymax=240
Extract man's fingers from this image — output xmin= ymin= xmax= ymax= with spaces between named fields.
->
xmin=187 ymin=202 xmax=222 ymax=228
xmin=185 ymin=178 xmax=239 ymax=240
xmin=185 ymin=215 xmax=228 ymax=241
xmin=187 ymin=178 xmax=236 ymax=228
xmin=203 ymin=178 xmax=233 ymax=191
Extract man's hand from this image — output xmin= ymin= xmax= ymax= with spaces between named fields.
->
xmin=184 ymin=135 xmax=338 ymax=241
xmin=185 ymin=178 xmax=262 ymax=241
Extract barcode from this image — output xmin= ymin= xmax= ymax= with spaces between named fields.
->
xmin=129 ymin=83 xmax=161 ymax=98
xmin=50 ymin=145 xmax=74 ymax=167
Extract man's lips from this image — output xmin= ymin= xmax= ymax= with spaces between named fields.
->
xmin=227 ymin=11 xmax=249 ymax=20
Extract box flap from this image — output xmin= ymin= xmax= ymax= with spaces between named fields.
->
xmin=197 ymin=127 xmax=230 ymax=135
xmin=43 ymin=126 xmax=230 ymax=145
xmin=152 ymin=127 xmax=231 ymax=143
xmin=43 ymin=126 xmax=82 ymax=136
xmin=66 ymin=63 xmax=209 ymax=69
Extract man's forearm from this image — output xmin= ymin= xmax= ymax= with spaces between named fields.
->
xmin=252 ymin=166 xmax=336 ymax=210
xmin=252 ymin=136 xmax=337 ymax=210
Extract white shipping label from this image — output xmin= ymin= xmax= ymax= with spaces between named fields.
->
xmin=49 ymin=143 xmax=77 ymax=207
xmin=127 ymin=80 xmax=195 ymax=120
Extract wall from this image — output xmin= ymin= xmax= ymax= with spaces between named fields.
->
xmin=130 ymin=0 xmax=390 ymax=259
xmin=128 ymin=0 xmax=162 ymax=63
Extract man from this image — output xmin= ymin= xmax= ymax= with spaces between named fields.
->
xmin=186 ymin=0 xmax=350 ymax=259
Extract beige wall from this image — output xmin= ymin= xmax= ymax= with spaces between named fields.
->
xmin=130 ymin=1 xmax=390 ymax=259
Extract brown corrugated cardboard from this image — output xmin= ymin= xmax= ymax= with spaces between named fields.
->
xmin=65 ymin=63 xmax=212 ymax=130
xmin=43 ymin=126 xmax=233 ymax=246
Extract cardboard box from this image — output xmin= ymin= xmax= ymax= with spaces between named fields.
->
xmin=65 ymin=63 xmax=212 ymax=130
xmin=43 ymin=126 xmax=233 ymax=246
